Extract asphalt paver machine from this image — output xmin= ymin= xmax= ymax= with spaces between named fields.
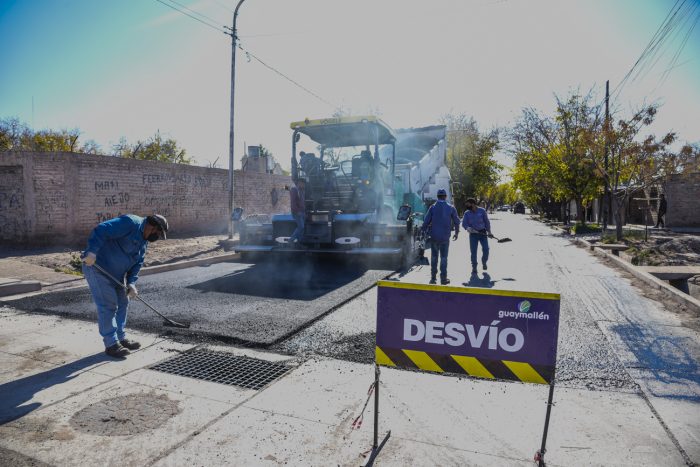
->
xmin=236 ymin=116 xmax=423 ymax=265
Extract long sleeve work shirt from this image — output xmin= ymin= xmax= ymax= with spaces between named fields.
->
xmin=423 ymin=200 xmax=460 ymax=242
xmin=461 ymin=207 xmax=491 ymax=233
xmin=84 ymin=214 xmax=148 ymax=285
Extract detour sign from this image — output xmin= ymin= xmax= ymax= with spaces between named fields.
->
xmin=375 ymin=281 xmax=560 ymax=384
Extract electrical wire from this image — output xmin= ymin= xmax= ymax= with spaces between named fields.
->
xmin=152 ymin=0 xmax=340 ymax=110
xmin=153 ymin=0 xmax=228 ymax=34
xmin=657 ymin=3 xmax=700 ymax=87
xmin=238 ymin=43 xmax=341 ymax=111
xmin=611 ymin=0 xmax=695 ymax=101
xmin=165 ymin=0 xmax=229 ymax=30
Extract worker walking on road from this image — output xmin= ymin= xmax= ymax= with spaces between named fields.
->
xmin=423 ymin=188 xmax=460 ymax=285
xmin=82 ymin=214 xmax=168 ymax=358
xmin=462 ymin=198 xmax=492 ymax=275
xmin=289 ymin=176 xmax=306 ymax=244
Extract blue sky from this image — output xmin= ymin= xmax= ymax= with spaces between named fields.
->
xmin=1 ymin=0 xmax=699 ymax=171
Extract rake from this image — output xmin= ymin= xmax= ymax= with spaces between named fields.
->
xmin=90 ymin=263 xmax=191 ymax=329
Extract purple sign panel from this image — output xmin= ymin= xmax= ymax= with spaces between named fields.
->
xmin=375 ymin=281 xmax=560 ymax=384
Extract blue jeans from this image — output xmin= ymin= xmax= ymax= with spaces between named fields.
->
xmin=469 ymin=233 xmax=490 ymax=268
xmin=83 ymin=265 xmax=129 ymax=348
xmin=290 ymin=213 xmax=305 ymax=241
xmin=430 ymin=241 xmax=450 ymax=279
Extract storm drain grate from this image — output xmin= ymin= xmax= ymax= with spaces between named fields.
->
xmin=150 ymin=350 xmax=291 ymax=390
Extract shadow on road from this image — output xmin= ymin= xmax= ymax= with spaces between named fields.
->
xmin=612 ymin=322 xmax=700 ymax=402
xmin=0 ymin=353 xmax=110 ymax=425
xmin=462 ymin=272 xmax=496 ymax=288
xmin=188 ymin=256 xmax=371 ymax=300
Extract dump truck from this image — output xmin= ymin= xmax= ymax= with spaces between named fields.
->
xmin=235 ymin=116 xmax=449 ymax=265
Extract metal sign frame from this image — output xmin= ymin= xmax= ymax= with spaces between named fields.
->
xmin=366 ymin=281 xmax=561 ymax=467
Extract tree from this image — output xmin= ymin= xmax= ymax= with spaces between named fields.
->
xmin=0 ymin=117 xmax=32 ymax=150
xmin=509 ymin=93 xmax=604 ymax=224
xmin=441 ymin=113 xmax=502 ymax=212
xmin=112 ymin=131 xmax=192 ymax=164
xmin=484 ymin=182 xmax=518 ymax=208
xmin=259 ymin=144 xmax=272 ymax=157
xmin=1 ymin=116 xmax=104 ymax=154
xmin=605 ymin=105 xmax=688 ymax=240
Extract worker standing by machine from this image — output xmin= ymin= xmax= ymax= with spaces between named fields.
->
xmin=422 ymin=189 xmax=460 ymax=285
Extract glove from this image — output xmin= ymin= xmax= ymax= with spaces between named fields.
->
xmin=84 ymin=252 xmax=96 ymax=266
xmin=452 ymin=232 xmax=459 ymax=241
xmin=127 ymin=284 xmax=138 ymax=299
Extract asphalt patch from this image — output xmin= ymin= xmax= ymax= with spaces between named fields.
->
xmin=7 ymin=257 xmax=392 ymax=346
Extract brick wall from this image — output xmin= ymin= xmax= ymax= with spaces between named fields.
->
xmin=664 ymin=172 xmax=700 ymax=227
xmin=0 ymin=151 xmax=290 ymax=245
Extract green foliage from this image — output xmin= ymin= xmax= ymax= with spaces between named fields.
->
xmin=441 ymin=113 xmax=502 ymax=211
xmin=112 ymin=131 xmax=192 ymax=164
xmin=571 ymin=223 xmax=601 ymax=234
xmin=69 ymin=252 xmax=84 ymax=272
xmin=0 ymin=117 xmax=102 ymax=154
xmin=259 ymin=144 xmax=272 ymax=157
xmin=509 ymin=92 xmax=604 ymax=224
xmin=484 ymin=182 xmax=518 ymax=207
xmin=54 ymin=252 xmax=85 ymax=276
xmin=629 ymin=247 xmax=660 ymax=266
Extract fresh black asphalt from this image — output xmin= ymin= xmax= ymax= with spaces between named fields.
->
xmin=6 ymin=255 xmax=392 ymax=346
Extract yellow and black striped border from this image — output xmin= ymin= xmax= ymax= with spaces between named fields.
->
xmin=377 ymin=280 xmax=560 ymax=301
xmin=376 ymin=346 xmax=554 ymax=384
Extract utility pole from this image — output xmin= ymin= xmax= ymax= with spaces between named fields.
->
xmin=603 ymin=80 xmax=610 ymax=234
xmin=228 ymin=0 xmax=247 ymax=239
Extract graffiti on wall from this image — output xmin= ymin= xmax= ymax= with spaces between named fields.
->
xmin=0 ymin=165 xmax=28 ymax=239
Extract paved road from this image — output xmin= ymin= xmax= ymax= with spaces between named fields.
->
xmin=277 ymin=212 xmax=700 ymax=463
xmin=6 ymin=255 xmax=392 ymax=345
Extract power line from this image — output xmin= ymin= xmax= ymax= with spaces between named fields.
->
xmin=153 ymin=0 xmax=229 ymax=35
xmin=657 ymin=2 xmax=700 ymax=86
xmin=152 ymin=0 xmax=340 ymax=111
xmin=209 ymin=0 xmax=236 ymax=14
xmin=238 ymin=44 xmax=341 ymax=111
xmin=166 ymin=0 xmax=229 ymax=31
xmin=611 ymin=0 xmax=694 ymax=101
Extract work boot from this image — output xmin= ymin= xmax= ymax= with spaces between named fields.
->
xmin=471 ymin=266 xmax=478 ymax=275
xmin=105 ymin=343 xmax=130 ymax=359
xmin=441 ymin=278 xmax=450 ymax=285
xmin=119 ymin=339 xmax=141 ymax=351
xmin=429 ymin=275 xmax=437 ymax=285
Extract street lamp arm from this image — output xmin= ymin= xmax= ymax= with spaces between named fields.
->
xmin=233 ymin=0 xmax=246 ymax=37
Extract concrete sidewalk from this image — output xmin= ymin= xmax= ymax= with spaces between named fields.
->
xmin=0 ymin=307 xmax=688 ymax=466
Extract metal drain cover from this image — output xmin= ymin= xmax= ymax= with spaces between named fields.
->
xmin=150 ymin=350 xmax=291 ymax=390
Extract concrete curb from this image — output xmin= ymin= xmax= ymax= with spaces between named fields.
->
xmin=0 ymin=279 xmax=42 ymax=297
xmin=0 ymin=253 xmax=241 ymax=301
xmin=571 ymin=237 xmax=700 ymax=315
xmin=139 ymin=252 xmax=241 ymax=276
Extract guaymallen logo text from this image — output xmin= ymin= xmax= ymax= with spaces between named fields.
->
xmin=498 ymin=300 xmax=550 ymax=320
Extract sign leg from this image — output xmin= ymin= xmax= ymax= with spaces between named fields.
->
xmin=537 ymin=382 xmax=556 ymax=467
xmin=365 ymin=364 xmax=391 ymax=467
